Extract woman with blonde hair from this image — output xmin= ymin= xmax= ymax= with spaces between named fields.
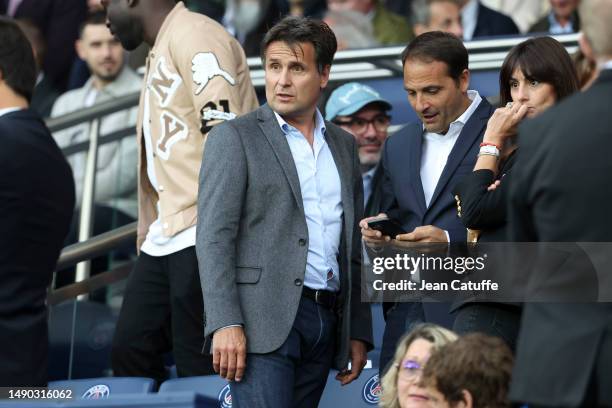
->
xmin=379 ymin=323 xmax=458 ymax=408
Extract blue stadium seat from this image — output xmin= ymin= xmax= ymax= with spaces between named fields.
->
xmin=48 ymin=377 xmax=154 ymax=399
xmin=48 ymin=300 xmax=117 ymax=380
xmin=319 ymin=368 xmax=381 ymax=407
xmin=159 ymin=375 xmax=231 ymax=406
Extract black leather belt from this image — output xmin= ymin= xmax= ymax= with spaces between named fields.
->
xmin=302 ymin=287 xmax=337 ymax=310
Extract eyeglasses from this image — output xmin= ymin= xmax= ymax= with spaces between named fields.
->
xmin=397 ymin=359 xmax=424 ymax=380
xmin=333 ymin=114 xmax=391 ymax=134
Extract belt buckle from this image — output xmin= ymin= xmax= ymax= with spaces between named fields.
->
xmin=315 ymin=290 xmax=322 ymax=305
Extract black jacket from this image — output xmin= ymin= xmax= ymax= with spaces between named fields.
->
xmin=0 ymin=109 xmax=75 ymax=386
xmin=508 ymin=70 xmax=612 ymax=406
xmin=473 ymin=2 xmax=519 ymax=39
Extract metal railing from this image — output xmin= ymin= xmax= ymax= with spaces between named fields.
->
xmin=47 ymin=33 xmax=580 ymax=287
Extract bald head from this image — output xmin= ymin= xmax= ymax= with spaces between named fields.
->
xmin=580 ymin=0 xmax=612 ymax=61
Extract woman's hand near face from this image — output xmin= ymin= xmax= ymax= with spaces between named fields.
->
xmin=483 ymin=102 xmax=529 ymax=147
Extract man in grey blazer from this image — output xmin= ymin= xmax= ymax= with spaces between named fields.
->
xmin=197 ymin=16 xmax=373 ymax=408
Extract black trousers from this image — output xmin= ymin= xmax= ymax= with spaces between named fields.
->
xmin=111 ymin=246 xmax=214 ymax=384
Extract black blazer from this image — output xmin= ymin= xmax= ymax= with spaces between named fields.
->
xmin=0 ymin=109 xmax=75 ymax=386
xmin=1 ymin=0 xmax=87 ymax=90
xmin=473 ymin=2 xmax=519 ymax=39
xmin=508 ymin=70 xmax=612 ymax=406
xmin=453 ymin=150 xmax=517 ymax=243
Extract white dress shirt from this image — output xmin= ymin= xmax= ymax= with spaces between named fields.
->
xmin=6 ymin=0 xmax=23 ymax=17
xmin=0 ymin=107 xmax=22 ymax=118
xmin=548 ymin=12 xmax=575 ymax=34
xmin=420 ymin=90 xmax=482 ymax=208
xmin=275 ymin=110 xmax=343 ymax=292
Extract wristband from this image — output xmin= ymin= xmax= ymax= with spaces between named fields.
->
xmin=479 ymin=144 xmax=500 ymax=157
xmin=480 ymin=141 xmax=501 ymax=150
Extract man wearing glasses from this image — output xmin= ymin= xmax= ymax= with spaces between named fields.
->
xmin=325 ymin=82 xmax=392 ymax=218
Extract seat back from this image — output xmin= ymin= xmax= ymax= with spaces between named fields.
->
xmin=159 ymin=376 xmax=232 ymax=406
xmin=48 ymin=377 xmax=155 ymax=399
xmin=319 ymin=368 xmax=381 ymax=407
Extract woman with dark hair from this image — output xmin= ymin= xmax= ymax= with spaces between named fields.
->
xmin=451 ymin=36 xmax=579 ymax=349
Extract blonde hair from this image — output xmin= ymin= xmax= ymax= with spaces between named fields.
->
xmin=379 ymin=323 xmax=458 ymax=408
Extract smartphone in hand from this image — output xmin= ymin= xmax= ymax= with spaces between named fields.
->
xmin=367 ymin=218 xmax=406 ymax=238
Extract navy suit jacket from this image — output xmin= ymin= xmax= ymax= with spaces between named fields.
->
xmin=473 ymin=2 xmax=519 ymax=39
xmin=381 ymin=98 xmax=494 ymax=243
xmin=0 ymin=109 xmax=75 ymax=386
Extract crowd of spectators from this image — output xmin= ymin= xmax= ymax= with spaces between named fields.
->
xmin=0 ymin=0 xmax=583 ymax=99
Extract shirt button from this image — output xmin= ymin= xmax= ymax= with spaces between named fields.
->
xmin=298 ymin=238 xmax=306 ymax=246
xmin=159 ymin=185 xmax=164 ymax=192
xmin=163 ymin=222 xmax=169 ymax=229
xmin=150 ymin=52 xmax=155 ymax=58
xmin=294 ymin=279 xmax=303 ymax=286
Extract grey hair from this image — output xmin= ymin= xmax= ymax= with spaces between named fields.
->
xmin=411 ymin=0 xmax=461 ymax=27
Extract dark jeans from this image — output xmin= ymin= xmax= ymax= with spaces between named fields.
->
xmin=379 ymin=302 xmax=425 ymax=375
xmin=453 ymin=303 xmax=522 ymax=352
xmin=111 ymin=247 xmax=214 ymax=385
xmin=230 ymin=296 xmax=337 ymax=408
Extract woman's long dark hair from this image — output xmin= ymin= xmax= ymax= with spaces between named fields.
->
xmin=499 ymin=37 xmax=579 ymax=107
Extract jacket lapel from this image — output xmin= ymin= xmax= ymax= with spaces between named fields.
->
xmin=427 ymin=98 xmax=492 ymax=211
xmin=257 ymin=105 xmax=305 ymax=215
xmin=325 ymin=125 xmax=354 ymax=250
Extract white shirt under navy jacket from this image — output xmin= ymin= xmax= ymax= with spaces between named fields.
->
xmin=274 ymin=109 xmax=343 ymax=292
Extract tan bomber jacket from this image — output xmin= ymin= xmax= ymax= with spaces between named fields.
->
xmin=136 ymin=2 xmax=259 ymax=248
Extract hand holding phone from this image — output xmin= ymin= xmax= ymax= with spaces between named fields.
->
xmin=367 ymin=217 xmax=406 ymax=238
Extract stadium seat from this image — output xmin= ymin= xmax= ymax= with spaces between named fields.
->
xmin=0 ymin=392 xmax=216 ymax=408
xmin=48 ymin=300 xmax=117 ymax=380
xmin=159 ymin=375 xmax=231 ymax=406
xmin=48 ymin=377 xmax=155 ymax=399
xmin=319 ymin=368 xmax=381 ymax=407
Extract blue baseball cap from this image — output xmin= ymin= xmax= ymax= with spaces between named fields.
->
xmin=325 ymin=82 xmax=392 ymax=121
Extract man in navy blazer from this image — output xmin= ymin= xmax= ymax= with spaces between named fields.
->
xmin=459 ymin=0 xmax=519 ymax=40
xmin=361 ymin=32 xmax=494 ymax=373
xmin=0 ymin=17 xmax=75 ymax=386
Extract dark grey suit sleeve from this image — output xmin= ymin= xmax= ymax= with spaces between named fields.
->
xmin=196 ymin=123 xmax=247 ymax=338
xmin=508 ymin=120 xmax=542 ymax=242
xmin=349 ymin=137 xmax=374 ymax=350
